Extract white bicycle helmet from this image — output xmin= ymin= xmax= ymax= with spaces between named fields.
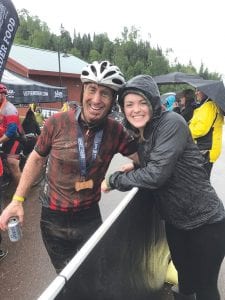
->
xmin=81 ymin=61 xmax=125 ymax=91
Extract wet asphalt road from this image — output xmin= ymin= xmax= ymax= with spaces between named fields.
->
xmin=1 ymin=128 xmax=225 ymax=300
xmin=0 ymin=182 xmax=56 ymax=300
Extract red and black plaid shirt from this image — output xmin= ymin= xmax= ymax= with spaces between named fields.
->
xmin=35 ymin=109 xmax=137 ymax=212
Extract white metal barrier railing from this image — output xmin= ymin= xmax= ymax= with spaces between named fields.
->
xmin=37 ymin=187 xmax=138 ymax=300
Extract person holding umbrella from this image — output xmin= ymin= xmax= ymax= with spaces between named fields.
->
xmin=189 ymin=89 xmax=224 ymax=177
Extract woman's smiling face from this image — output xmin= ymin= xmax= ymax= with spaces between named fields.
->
xmin=123 ymin=93 xmax=152 ymax=131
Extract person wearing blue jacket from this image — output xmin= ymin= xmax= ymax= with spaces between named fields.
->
xmin=102 ymin=75 xmax=225 ymax=300
xmin=165 ymin=94 xmax=176 ymax=111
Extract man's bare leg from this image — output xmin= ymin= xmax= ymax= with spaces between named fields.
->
xmin=7 ymin=157 xmax=21 ymax=185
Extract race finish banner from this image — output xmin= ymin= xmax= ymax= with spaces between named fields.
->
xmin=38 ymin=189 xmax=170 ymax=300
xmin=0 ymin=0 xmax=19 ymax=81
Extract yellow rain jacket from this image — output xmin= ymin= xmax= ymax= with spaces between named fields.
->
xmin=189 ymin=99 xmax=224 ymax=162
xmin=61 ymin=102 xmax=69 ymax=112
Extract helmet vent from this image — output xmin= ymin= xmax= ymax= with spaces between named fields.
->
xmin=90 ymin=65 xmax=97 ymax=76
xmin=82 ymin=70 xmax=89 ymax=76
xmin=113 ymin=78 xmax=124 ymax=84
xmin=103 ymin=71 xmax=116 ymax=79
xmin=100 ymin=61 xmax=108 ymax=73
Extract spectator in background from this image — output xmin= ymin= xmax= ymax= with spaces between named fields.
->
xmin=171 ymin=94 xmax=181 ymax=114
xmin=165 ymin=94 xmax=176 ymax=111
xmin=34 ymin=107 xmax=45 ymax=127
xmin=175 ymin=89 xmax=196 ymax=123
xmin=60 ymin=102 xmax=69 ymax=112
xmin=29 ymin=103 xmax=37 ymax=113
xmin=189 ymin=89 xmax=224 ymax=177
xmin=61 ymin=101 xmax=80 ymax=112
xmin=0 ymin=84 xmax=23 ymax=184
xmin=68 ymin=100 xmax=80 ymax=111
xmin=22 ymin=108 xmax=41 ymax=155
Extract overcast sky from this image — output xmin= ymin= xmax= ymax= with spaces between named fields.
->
xmin=12 ymin=0 xmax=225 ymax=80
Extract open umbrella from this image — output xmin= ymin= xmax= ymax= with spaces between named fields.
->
xmin=153 ymin=72 xmax=202 ymax=85
xmin=153 ymin=72 xmax=225 ymax=113
xmin=185 ymin=78 xmax=225 ymax=113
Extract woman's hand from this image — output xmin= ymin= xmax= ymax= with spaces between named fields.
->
xmin=101 ymin=179 xmax=111 ymax=193
xmin=119 ymin=162 xmax=134 ymax=172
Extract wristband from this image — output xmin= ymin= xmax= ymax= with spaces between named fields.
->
xmin=12 ymin=195 xmax=25 ymax=202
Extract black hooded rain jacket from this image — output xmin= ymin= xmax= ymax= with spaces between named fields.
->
xmin=110 ymin=75 xmax=225 ymax=230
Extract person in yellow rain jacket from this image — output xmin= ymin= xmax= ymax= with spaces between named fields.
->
xmin=60 ymin=102 xmax=69 ymax=112
xmin=34 ymin=107 xmax=45 ymax=127
xmin=189 ymin=89 xmax=224 ymax=177
xmin=29 ymin=103 xmax=37 ymax=113
xmin=60 ymin=101 xmax=79 ymax=112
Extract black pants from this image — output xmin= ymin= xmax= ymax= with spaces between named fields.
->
xmin=165 ymin=219 xmax=225 ymax=300
xmin=40 ymin=204 xmax=102 ymax=273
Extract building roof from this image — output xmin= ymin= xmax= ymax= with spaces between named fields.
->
xmin=9 ymin=44 xmax=88 ymax=74
xmin=3 ymin=69 xmax=65 ymax=88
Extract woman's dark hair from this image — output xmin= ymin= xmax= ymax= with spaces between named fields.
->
xmin=22 ymin=108 xmax=40 ymax=135
xmin=24 ymin=108 xmax=36 ymax=120
xmin=179 ymin=88 xmax=195 ymax=104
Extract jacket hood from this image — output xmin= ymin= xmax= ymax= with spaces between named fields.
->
xmin=165 ymin=95 xmax=176 ymax=111
xmin=118 ymin=75 xmax=162 ymax=119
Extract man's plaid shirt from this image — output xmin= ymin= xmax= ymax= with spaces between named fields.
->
xmin=35 ymin=109 xmax=137 ymax=212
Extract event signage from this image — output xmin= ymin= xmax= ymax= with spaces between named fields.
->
xmin=0 ymin=0 xmax=19 ymax=80
xmin=2 ymin=69 xmax=67 ymax=103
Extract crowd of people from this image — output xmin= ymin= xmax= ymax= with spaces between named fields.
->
xmin=164 ymin=87 xmax=224 ymax=178
xmin=0 ymin=61 xmax=224 ymax=299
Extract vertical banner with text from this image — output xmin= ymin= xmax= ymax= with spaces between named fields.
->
xmin=0 ymin=0 xmax=19 ymax=81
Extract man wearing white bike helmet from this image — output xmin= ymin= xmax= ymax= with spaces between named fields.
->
xmin=0 ymin=61 xmax=138 ymax=273
xmin=80 ymin=61 xmax=124 ymax=125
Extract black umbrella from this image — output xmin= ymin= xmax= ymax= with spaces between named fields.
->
xmin=153 ymin=72 xmax=225 ymax=113
xmin=153 ymin=72 xmax=203 ymax=85
xmin=185 ymin=78 xmax=225 ymax=113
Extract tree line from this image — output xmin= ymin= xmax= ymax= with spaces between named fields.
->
xmin=14 ymin=9 xmax=222 ymax=86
